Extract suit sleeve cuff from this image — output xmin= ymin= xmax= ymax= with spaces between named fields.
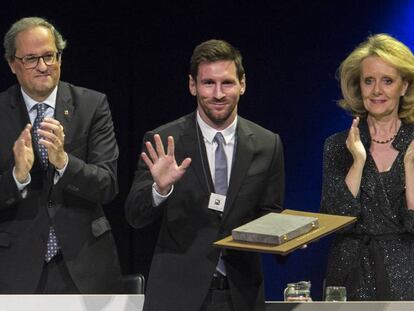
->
xmin=12 ymin=167 xmax=30 ymax=198
xmin=152 ymin=183 xmax=173 ymax=206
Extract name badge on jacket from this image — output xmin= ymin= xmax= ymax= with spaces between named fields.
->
xmin=208 ymin=193 xmax=226 ymax=212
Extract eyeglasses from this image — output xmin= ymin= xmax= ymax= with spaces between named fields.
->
xmin=14 ymin=52 xmax=61 ymax=69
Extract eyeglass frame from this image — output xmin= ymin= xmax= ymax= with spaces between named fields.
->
xmin=13 ymin=51 xmax=62 ymax=69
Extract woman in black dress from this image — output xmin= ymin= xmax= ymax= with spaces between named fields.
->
xmin=321 ymin=34 xmax=414 ymax=300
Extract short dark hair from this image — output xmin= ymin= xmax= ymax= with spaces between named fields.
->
xmin=190 ymin=39 xmax=245 ymax=81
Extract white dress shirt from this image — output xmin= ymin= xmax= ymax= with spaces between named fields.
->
xmin=13 ymin=86 xmax=68 ymax=192
xmin=152 ymin=110 xmax=237 ymax=206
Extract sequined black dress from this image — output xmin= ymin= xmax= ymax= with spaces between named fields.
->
xmin=320 ymin=119 xmax=414 ymax=300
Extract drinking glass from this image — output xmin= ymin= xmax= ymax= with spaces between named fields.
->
xmin=325 ymin=286 xmax=347 ymax=302
xmin=284 ymin=281 xmax=312 ymax=302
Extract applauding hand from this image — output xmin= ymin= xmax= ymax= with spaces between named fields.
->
xmin=37 ymin=118 xmax=67 ymax=169
xmin=346 ymin=117 xmax=366 ymax=164
xmin=13 ymin=124 xmax=34 ymax=183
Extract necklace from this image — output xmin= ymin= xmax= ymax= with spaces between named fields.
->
xmin=371 ymin=133 xmax=397 ymax=144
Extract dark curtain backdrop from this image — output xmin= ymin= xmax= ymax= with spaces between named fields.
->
xmin=0 ymin=0 xmax=410 ymax=300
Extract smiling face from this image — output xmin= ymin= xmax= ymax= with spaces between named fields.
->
xmin=189 ymin=60 xmax=245 ymax=130
xmin=8 ymin=26 xmax=61 ymax=102
xmin=360 ymin=56 xmax=408 ymax=120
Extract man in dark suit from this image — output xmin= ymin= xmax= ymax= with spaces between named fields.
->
xmin=125 ymin=39 xmax=285 ymax=310
xmin=0 ymin=17 xmax=122 ymax=293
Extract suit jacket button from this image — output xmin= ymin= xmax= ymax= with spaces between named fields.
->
xmin=5 ymin=198 xmax=15 ymax=205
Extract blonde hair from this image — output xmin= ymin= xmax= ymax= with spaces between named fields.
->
xmin=338 ymin=33 xmax=414 ymax=123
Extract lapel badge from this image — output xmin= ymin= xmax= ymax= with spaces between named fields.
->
xmin=64 ymin=110 xmax=69 ymax=116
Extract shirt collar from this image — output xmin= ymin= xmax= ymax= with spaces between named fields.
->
xmin=196 ymin=110 xmax=237 ymax=144
xmin=21 ymin=86 xmax=58 ymax=112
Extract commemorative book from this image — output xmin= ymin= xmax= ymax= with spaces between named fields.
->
xmin=231 ymin=212 xmax=319 ymax=245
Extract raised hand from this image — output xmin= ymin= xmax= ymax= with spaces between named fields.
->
xmin=141 ymin=134 xmax=192 ymax=195
xmin=345 ymin=117 xmax=366 ymax=197
xmin=404 ymin=139 xmax=414 ymax=210
xmin=37 ymin=117 xmax=67 ymax=169
xmin=13 ymin=124 xmax=34 ymax=183
xmin=346 ymin=117 xmax=366 ymax=164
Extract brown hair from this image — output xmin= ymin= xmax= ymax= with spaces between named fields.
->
xmin=190 ymin=39 xmax=245 ymax=81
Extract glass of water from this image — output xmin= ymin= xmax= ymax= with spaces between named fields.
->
xmin=325 ymin=286 xmax=347 ymax=302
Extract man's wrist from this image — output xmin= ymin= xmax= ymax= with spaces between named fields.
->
xmin=55 ymin=152 xmax=68 ymax=170
xmin=154 ymin=183 xmax=172 ymax=196
xmin=13 ymin=166 xmax=31 ymax=189
xmin=13 ymin=167 xmax=30 ymax=184
xmin=152 ymin=183 xmax=173 ymax=207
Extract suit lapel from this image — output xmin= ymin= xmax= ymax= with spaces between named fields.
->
xmin=45 ymin=83 xmax=74 ymax=208
xmin=179 ymin=114 xmax=214 ymax=195
xmin=54 ymin=82 xmax=74 ymax=142
xmin=7 ymin=85 xmax=31 ymax=134
xmin=7 ymin=86 xmax=46 ymax=169
xmin=46 ymin=82 xmax=73 ymax=176
xmin=222 ymin=118 xmax=254 ymax=221
xmin=4 ymin=85 xmax=52 ymax=184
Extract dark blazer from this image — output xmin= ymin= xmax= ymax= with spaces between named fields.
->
xmin=320 ymin=120 xmax=414 ymax=300
xmin=0 ymin=81 xmax=122 ymax=293
xmin=125 ymin=112 xmax=285 ymax=311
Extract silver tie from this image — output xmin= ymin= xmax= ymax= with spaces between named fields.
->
xmin=214 ymin=132 xmax=228 ymax=195
xmin=214 ymin=132 xmax=228 ymax=275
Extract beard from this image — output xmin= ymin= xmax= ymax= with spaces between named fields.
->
xmin=198 ymin=99 xmax=237 ymax=128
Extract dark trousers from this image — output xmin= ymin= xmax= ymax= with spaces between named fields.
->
xmin=35 ymin=253 xmax=80 ymax=294
xmin=200 ymin=288 xmax=235 ymax=311
xmin=200 ymin=275 xmax=234 ymax=311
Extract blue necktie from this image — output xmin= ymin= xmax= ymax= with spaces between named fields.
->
xmin=214 ymin=132 xmax=228 ymax=275
xmin=32 ymin=103 xmax=48 ymax=169
xmin=44 ymin=226 xmax=59 ymax=262
xmin=32 ymin=104 xmax=59 ymax=261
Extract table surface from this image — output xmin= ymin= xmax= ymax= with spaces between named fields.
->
xmin=265 ymin=301 xmax=414 ymax=311
xmin=0 ymin=295 xmax=412 ymax=311
xmin=0 ymin=294 xmax=144 ymax=311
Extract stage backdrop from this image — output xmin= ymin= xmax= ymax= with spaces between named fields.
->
xmin=0 ymin=0 xmax=412 ymax=300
